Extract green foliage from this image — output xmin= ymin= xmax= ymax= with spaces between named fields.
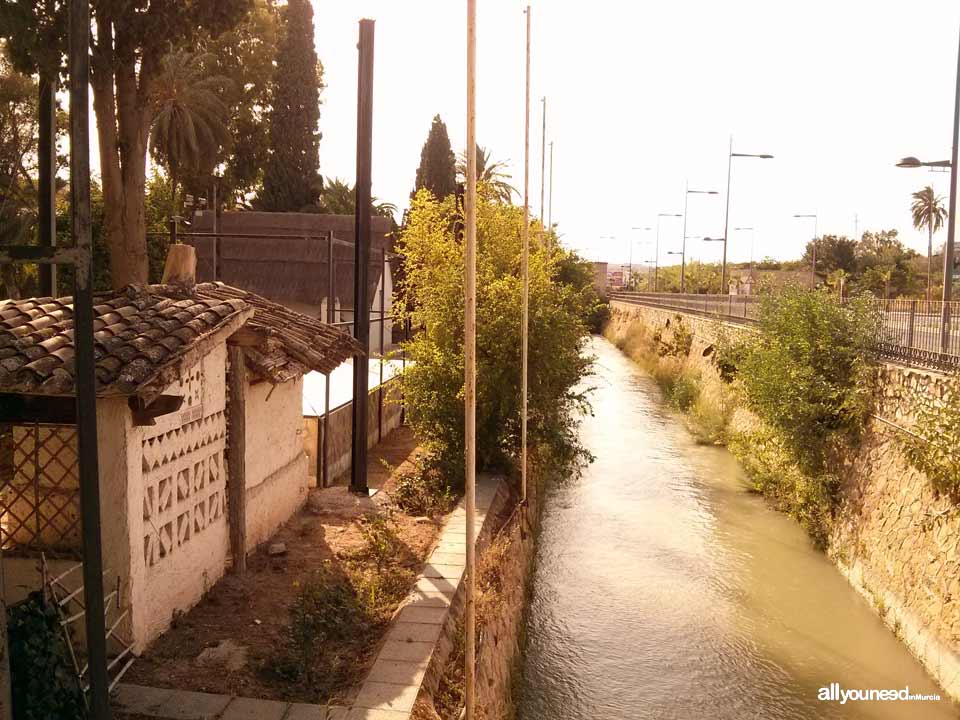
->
xmin=259 ymin=0 xmax=324 ymax=211
xmin=738 ymin=288 xmax=879 ymax=476
xmin=456 ymin=145 xmax=517 ymax=204
xmin=653 ymin=315 xmax=693 ymax=358
xmin=397 ymin=189 xmax=592 ymax=489
xmin=273 ymin=565 xmax=365 ymax=689
xmin=413 ymin=115 xmax=457 ymax=202
xmin=669 ymin=372 xmax=700 ymax=411
xmin=712 ymin=330 xmax=749 ymax=383
xmin=902 ymin=377 xmax=960 ymax=498
xmin=391 ymin=459 xmax=455 ymax=516
xmin=7 ymin=593 xmax=85 ymax=720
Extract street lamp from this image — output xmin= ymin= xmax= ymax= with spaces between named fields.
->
xmin=722 ymin=135 xmax=774 ymax=294
xmin=629 ymin=226 xmax=652 ymax=289
xmin=655 ymin=213 xmax=682 ymax=292
xmin=894 ymin=22 xmax=959 ymax=355
xmin=794 ymin=213 xmax=818 ymax=287
xmin=682 ymin=183 xmax=719 ymax=293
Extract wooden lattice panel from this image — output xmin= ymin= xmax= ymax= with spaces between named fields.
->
xmin=0 ymin=424 xmax=81 ymax=555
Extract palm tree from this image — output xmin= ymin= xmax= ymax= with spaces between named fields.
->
xmin=911 ymin=185 xmax=948 ymax=302
xmin=319 ymin=177 xmax=397 ymax=220
xmin=456 ymin=145 xmax=517 ymax=204
xmin=149 ymin=50 xmax=231 ymax=215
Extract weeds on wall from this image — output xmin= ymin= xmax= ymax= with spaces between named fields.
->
xmin=901 ymin=376 xmax=960 ymax=498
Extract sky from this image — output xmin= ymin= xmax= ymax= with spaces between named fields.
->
xmin=312 ymin=0 xmax=960 ymax=268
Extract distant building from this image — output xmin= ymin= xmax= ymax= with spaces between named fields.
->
xmin=592 ymin=262 xmax=608 ymax=294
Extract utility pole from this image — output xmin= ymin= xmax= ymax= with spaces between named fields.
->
xmin=38 ymin=66 xmax=57 ymax=297
xmin=548 ymin=140 xmax=554 ymax=231
xmin=351 ymin=19 xmax=375 ymax=495
xmin=540 ymin=96 xmax=547 ymax=227
xmin=521 ymin=6 xmax=531 ymax=505
xmin=464 ymin=1 xmax=478 ymax=718
xmin=940 ymin=21 xmax=960 ymax=352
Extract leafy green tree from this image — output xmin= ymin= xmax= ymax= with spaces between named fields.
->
xmin=0 ymin=52 xmax=38 ymax=298
xmin=456 ymin=145 xmax=517 ymax=204
xmin=911 ymin=185 xmax=948 ymax=301
xmin=0 ymin=0 xmax=250 ymax=288
xmin=397 ymin=189 xmax=593 ymax=486
xmin=318 ymin=177 xmax=397 ymax=220
xmin=802 ymin=235 xmax=857 ymax=275
xmin=854 ymin=229 xmax=919 ymax=298
xmin=149 ymin=49 xmax=231 ymax=215
xmin=258 ymin=0 xmax=324 ymax=211
xmin=412 ymin=115 xmax=457 ymax=201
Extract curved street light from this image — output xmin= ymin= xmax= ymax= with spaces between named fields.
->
xmin=681 ymin=184 xmax=719 ymax=293
xmin=722 ymin=136 xmax=774 ymax=294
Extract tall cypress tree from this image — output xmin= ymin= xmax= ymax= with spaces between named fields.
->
xmin=259 ymin=0 xmax=323 ymax=211
xmin=412 ymin=115 xmax=456 ymax=201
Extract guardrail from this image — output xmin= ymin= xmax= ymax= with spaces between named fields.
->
xmin=609 ymin=291 xmax=960 ymax=372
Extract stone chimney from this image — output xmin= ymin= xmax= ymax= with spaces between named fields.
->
xmin=161 ymin=244 xmax=197 ymax=286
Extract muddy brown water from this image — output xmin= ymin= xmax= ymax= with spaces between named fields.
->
xmin=517 ymin=336 xmax=957 ymax=719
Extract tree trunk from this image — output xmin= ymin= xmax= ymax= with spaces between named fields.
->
xmin=91 ymin=12 xmax=151 ymax=290
xmin=928 ymin=222 xmax=934 ymax=303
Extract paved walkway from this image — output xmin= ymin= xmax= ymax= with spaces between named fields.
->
xmin=114 ymin=477 xmax=501 ymax=720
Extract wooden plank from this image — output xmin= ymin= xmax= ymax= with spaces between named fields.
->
xmin=226 ymin=346 xmax=247 ymax=573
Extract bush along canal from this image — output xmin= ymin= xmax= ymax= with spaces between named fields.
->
xmin=516 ymin=335 xmax=957 ymax=719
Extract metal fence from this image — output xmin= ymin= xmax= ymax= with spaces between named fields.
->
xmin=610 ymin=291 xmax=960 ymax=372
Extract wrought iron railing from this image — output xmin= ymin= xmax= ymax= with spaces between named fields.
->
xmin=609 ymin=291 xmax=960 ymax=372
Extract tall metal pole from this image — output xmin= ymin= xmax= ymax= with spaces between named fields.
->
xmin=351 ymin=19 xmax=375 ymax=495
xmin=655 ymin=217 xmax=661 ymax=292
xmin=681 ymin=182 xmax=689 ymax=293
xmin=38 ymin=68 xmax=57 ymax=297
xmin=464 ymin=2 xmax=478 ymax=717
xmin=69 ymin=0 xmax=110 ymax=716
xmin=540 ymin=97 xmax=546 ymax=227
xmin=940 ymin=22 xmax=960 ymax=352
xmin=520 ymin=6 xmax=531 ymax=506
xmin=323 ymin=232 xmax=333 ymax=488
xmin=721 ymin=134 xmax=733 ymax=294
xmin=548 ymin=140 xmax=554 ymax=231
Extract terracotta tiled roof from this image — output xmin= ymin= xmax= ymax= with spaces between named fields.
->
xmin=0 ymin=286 xmax=252 ymax=397
xmin=191 ymin=283 xmax=363 ymax=382
xmin=0 ymin=283 xmax=363 ymax=399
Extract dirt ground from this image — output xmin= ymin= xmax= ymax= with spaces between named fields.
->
xmin=123 ymin=426 xmax=444 ymax=705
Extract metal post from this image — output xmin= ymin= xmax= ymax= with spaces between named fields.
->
xmin=548 ymin=140 xmax=554 ymax=231
xmin=907 ymin=300 xmax=917 ymax=347
xmin=38 ymin=71 xmax=57 ymax=297
xmin=681 ymin=184 xmax=689 ymax=293
xmin=940 ymin=22 xmax=960 ymax=352
xmin=521 ymin=5 xmax=531 ymax=505
xmin=168 ymin=218 xmax=178 ymax=247
xmin=323 ymin=232 xmax=334 ymax=488
xmin=70 ymin=0 xmax=110 ymax=715
xmin=721 ymin=135 xmax=733 ymax=294
xmin=464 ymin=1 xmax=478 ymax=717
xmin=539 ymin=96 xmax=546 ymax=227
xmin=378 ymin=248 xmax=386 ymax=443
xmin=351 ymin=19 xmax=375 ymax=495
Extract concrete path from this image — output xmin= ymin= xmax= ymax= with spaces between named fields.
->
xmin=348 ymin=476 xmax=500 ymax=719
xmin=114 ymin=477 xmax=501 ymax=720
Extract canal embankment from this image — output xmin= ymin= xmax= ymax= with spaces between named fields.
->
xmin=605 ymin=299 xmax=960 ymax=704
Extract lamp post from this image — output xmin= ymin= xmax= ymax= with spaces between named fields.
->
xmin=681 ymin=183 xmax=719 ymax=293
xmin=721 ymin=135 xmax=773 ymax=293
xmin=667 ymin=250 xmax=683 ymax=292
xmin=655 ymin=213 xmax=682 ymax=292
xmin=794 ymin=213 xmax=818 ymax=287
xmin=629 ymin=226 xmax=652 ymax=289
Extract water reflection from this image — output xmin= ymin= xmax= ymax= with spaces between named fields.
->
xmin=518 ymin=336 xmax=957 ymax=719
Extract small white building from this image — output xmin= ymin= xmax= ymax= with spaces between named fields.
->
xmin=0 ymin=281 xmax=360 ymax=652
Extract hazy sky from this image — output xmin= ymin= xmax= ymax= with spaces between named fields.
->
xmin=314 ymin=1 xmax=960 ymax=267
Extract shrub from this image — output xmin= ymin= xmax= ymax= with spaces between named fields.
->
xmin=669 ymin=372 xmax=700 ymax=411
xmin=7 ymin=593 xmax=85 ymax=720
xmin=397 ymin=189 xmax=593 ymax=489
xmin=901 ymin=376 xmax=960 ymax=498
xmin=390 ymin=458 xmax=455 ymax=516
xmin=738 ymin=287 xmax=879 ymax=476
